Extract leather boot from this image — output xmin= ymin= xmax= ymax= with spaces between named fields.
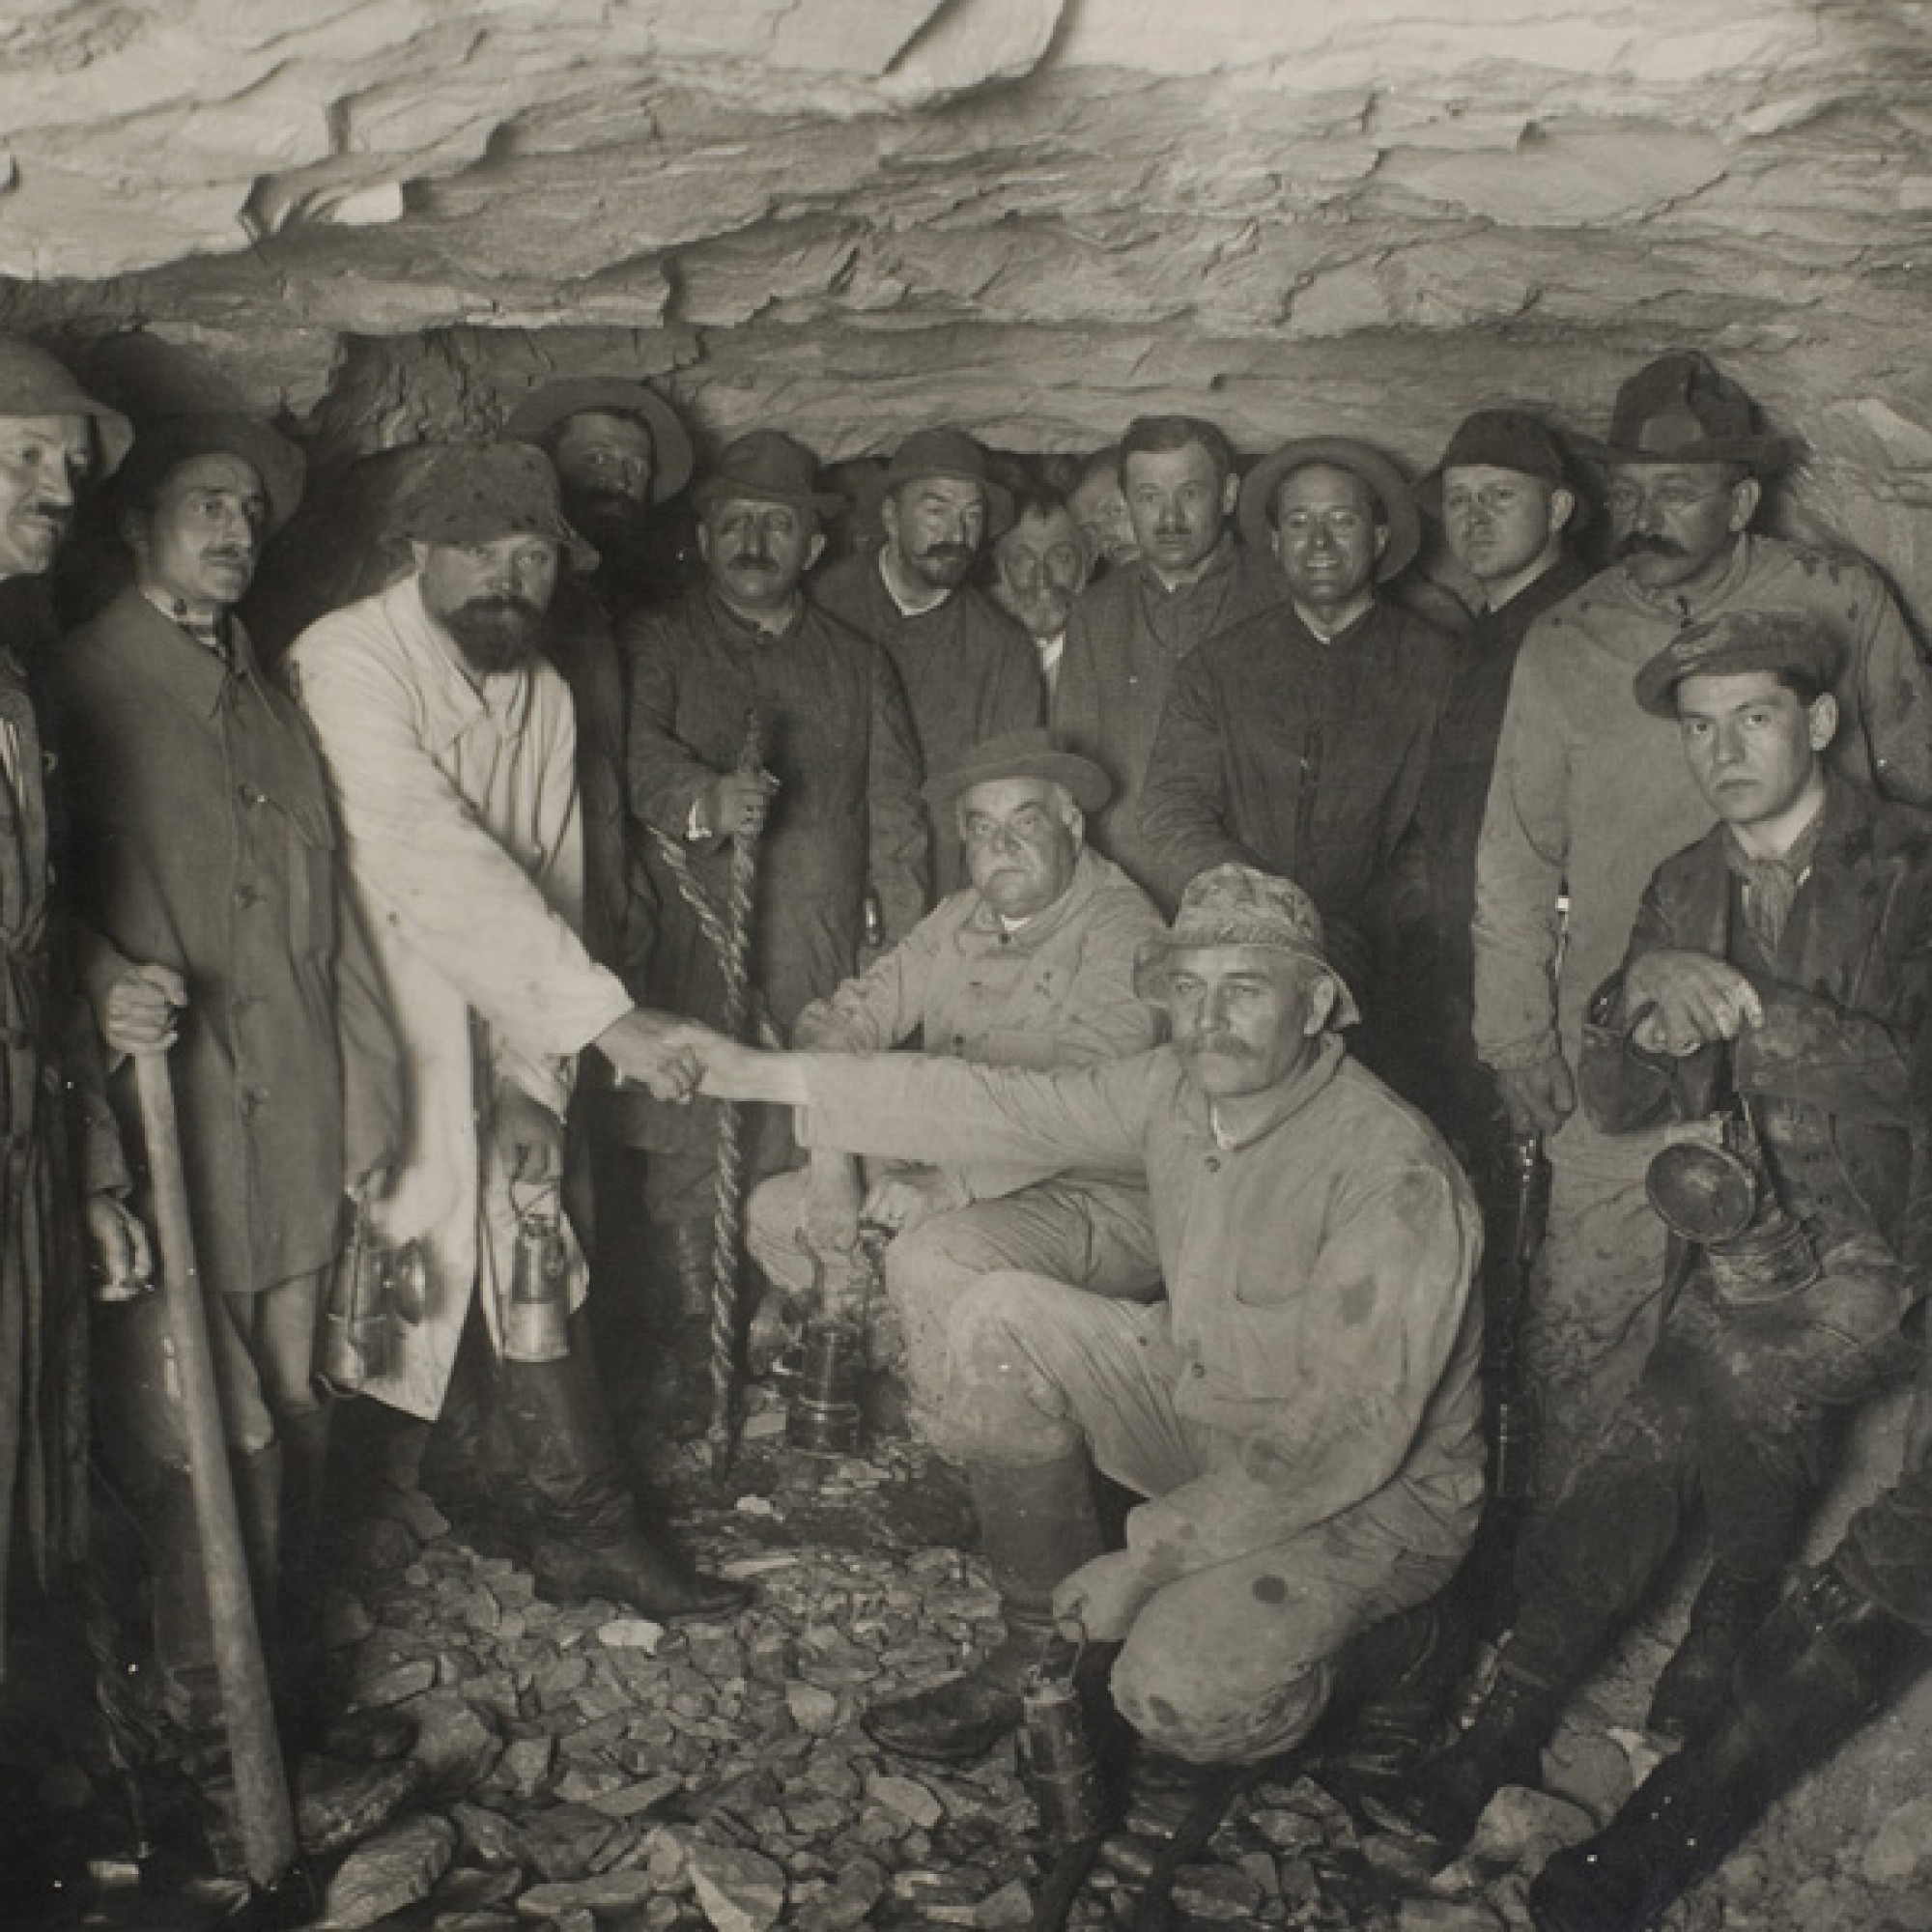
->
xmin=1374 ymin=1645 xmax=1568 ymax=1857
xmin=863 ymin=1454 xmax=1105 ymax=1765
xmin=1644 ymin=1563 xmax=1780 ymax=1740
xmin=498 ymin=1346 xmax=751 ymax=1622
xmin=146 ymin=1467 xmax=223 ymax=1733
xmin=644 ymin=1218 xmax=721 ymax=1443
xmin=1530 ymin=1560 xmax=1932 ymax=1932
xmin=1321 ymin=1599 xmax=1460 ymax=1797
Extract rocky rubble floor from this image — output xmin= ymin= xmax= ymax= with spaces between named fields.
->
xmin=32 ymin=1388 xmax=1932 ymax=1932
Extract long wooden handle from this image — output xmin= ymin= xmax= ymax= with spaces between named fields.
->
xmin=133 ymin=1051 xmax=300 ymax=1889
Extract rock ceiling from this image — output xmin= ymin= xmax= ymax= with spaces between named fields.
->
xmin=3 ymin=0 xmax=1931 ymax=600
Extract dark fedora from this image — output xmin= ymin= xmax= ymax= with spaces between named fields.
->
xmin=390 ymin=441 xmax=598 ymax=573
xmin=1581 ymin=352 xmax=1795 ymax=473
xmin=119 ymin=412 xmax=306 ymax=534
xmin=0 ymin=336 xmax=132 ymax=474
xmin=923 ymin=726 xmax=1111 ymax=815
xmin=1238 ymin=437 xmax=1420 ymax=582
xmin=693 ymin=430 xmax=845 ymax=519
xmin=504 ymin=376 xmax=695 ymax=502
xmin=1416 ymin=409 xmax=1588 ymax=528
xmin=1634 ymin=608 xmax=1841 ymax=719
xmin=885 ymin=427 xmax=1015 ymax=537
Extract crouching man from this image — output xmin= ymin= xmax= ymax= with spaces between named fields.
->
xmin=699 ymin=864 xmax=1484 ymax=1772
xmin=1400 ymin=610 xmax=1932 ymax=1858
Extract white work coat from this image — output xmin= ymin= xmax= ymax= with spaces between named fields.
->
xmin=289 ymin=578 xmax=632 ymax=1418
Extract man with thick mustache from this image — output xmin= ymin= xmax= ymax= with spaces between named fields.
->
xmin=989 ymin=480 xmax=1094 ymax=698
xmin=695 ymin=865 xmax=1482 ymax=1780
xmin=1472 ymin=352 xmax=1932 ymax=1504
xmin=287 ymin=442 xmax=746 ymax=1623
xmin=620 ymin=431 xmax=927 ymax=1433
xmin=815 ymin=427 xmax=1043 ymax=896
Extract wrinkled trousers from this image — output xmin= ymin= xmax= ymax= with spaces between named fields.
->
xmin=1512 ymin=1233 xmax=1913 ymax=1684
xmin=933 ymin=1270 xmax=1470 ymax=1762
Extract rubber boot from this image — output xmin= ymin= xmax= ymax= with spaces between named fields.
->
xmin=1644 ymin=1562 xmax=1780 ymax=1740
xmin=146 ymin=1467 xmax=223 ymax=1734
xmin=1375 ymin=1644 xmax=1569 ymax=1857
xmin=1530 ymin=1560 xmax=1932 ymax=1932
xmin=644 ymin=1218 xmax=721 ymax=1444
xmin=1321 ymin=1599 xmax=1460 ymax=1798
xmin=498 ymin=1346 xmax=751 ymax=1621
xmin=863 ymin=1454 xmax=1105 ymax=1765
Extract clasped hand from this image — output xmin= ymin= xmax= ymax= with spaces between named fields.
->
xmin=1625 ymin=950 xmax=1764 ymax=1057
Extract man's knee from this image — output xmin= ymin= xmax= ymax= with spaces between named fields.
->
xmin=927 ymin=1272 xmax=1088 ymax=1465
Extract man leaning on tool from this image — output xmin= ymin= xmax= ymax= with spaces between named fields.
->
xmin=692 ymin=863 xmax=1482 ymax=1778
xmin=287 ymin=441 xmax=746 ymax=1622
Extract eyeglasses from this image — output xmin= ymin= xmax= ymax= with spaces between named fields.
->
xmin=1606 ymin=480 xmax=1733 ymax=520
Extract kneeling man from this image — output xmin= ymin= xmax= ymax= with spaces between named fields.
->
xmin=706 ymin=864 xmax=1484 ymax=1769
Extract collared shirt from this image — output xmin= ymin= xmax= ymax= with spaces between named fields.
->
xmin=797 ymin=1034 xmax=1485 ymax=1565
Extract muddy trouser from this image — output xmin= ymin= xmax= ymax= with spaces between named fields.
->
xmin=930 ymin=1270 xmax=1475 ymax=1763
xmin=1520 ymin=1144 xmax=1672 ymax=1502
xmin=1509 ymin=1234 xmax=1913 ymax=1688
xmin=1839 ymin=1412 xmax=1932 ymax=1637
xmin=747 ymin=1168 xmax=1161 ymax=1438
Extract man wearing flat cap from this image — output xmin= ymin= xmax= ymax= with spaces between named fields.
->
xmin=1140 ymin=436 xmax=1454 ymax=1093
xmin=696 ymin=862 xmax=1481 ymax=1779
xmin=287 ymin=441 xmax=746 ymax=1623
xmin=0 ymin=339 xmax=131 ymax=1685
xmin=1471 ymin=351 xmax=1932 ymax=1515
xmin=1054 ymin=415 xmax=1285 ymax=898
xmin=48 ymin=412 xmax=412 ymax=1765
xmin=619 ymin=430 xmax=928 ymax=1431
xmin=744 ymin=727 xmax=1163 ymax=1436
xmin=1402 ymin=607 xmax=1932 ymax=1859
xmin=815 ymin=426 xmax=1044 ymax=896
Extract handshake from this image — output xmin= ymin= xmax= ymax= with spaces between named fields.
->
xmin=594 ymin=1009 xmax=796 ymax=1107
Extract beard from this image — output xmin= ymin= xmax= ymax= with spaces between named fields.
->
xmin=908 ymin=541 xmax=974 ymax=589
xmin=445 ymin=594 xmax=547 ymax=672
xmin=564 ymin=488 xmax=645 ymax=552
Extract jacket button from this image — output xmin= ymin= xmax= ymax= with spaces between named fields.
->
xmin=1191 ymin=1361 xmax=1207 ymax=1378
xmin=1204 ymin=1155 xmax=1221 ymax=1173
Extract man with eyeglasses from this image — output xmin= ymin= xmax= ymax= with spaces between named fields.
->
xmin=1471 ymin=352 xmax=1932 ymax=1522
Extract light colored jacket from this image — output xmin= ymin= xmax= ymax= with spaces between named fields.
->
xmin=288 ymin=578 xmax=631 ymax=1419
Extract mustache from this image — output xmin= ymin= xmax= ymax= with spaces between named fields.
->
xmin=457 ymin=592 xmax=544 ymax=620
xmin=1179 ymin=1035 xmax=1255 ymax=1059
xmin=1617 ymin=531 xmax=1689 ymax=560
xmin=920 ymin=542 xmax=973 ymax=560
xmin=726 ymin=553 xmax=780 ymax=574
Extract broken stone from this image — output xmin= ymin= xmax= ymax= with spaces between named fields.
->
xmin=588 ymin=1772 xmax=684 ymax=1820
xmin=685 ymin=1838 xmax=788 ymax=1932
xmin=784 ymin=1683 xmax=840 ymax=1735
xmin=514 ymin=1871 xmax=658 ymax=1917
xmin=599 ymin=1618 xmax=668 ymax=1653
xmin=517 ymin=1804 xmax=622 ymax=1883
xmin=1399 ymin=1898 xmax=1507 ymax=1931
xmin=320 ymin=1814 xmax=458 ymax=1929
xmin=1464 ymin=1785 xmax=1598 ymax=1876
xmin=869 ymin=1773 xmax=945 ymax=1832
xmin=411 ymin=1694 xmax=506 ymax=1795
xmin=1863 ymin=1794 xmax=1932 ymax=1887
xmin=451 ymin=1801 xmax=524 ymax=1869
xmin=352 ymin=1656 xmax=439 ymax=1710
xmin=1170 ymin=1863 xmax=1263 ymax=1920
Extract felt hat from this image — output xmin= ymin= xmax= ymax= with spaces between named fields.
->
xmin=390 ymin=441 xmax=598 ymax=572
xmin=118 ymin=412 xmax=306 ymax=534
xmin=885 ymin=427 xmax=1014 ymax=537
xmin=1416 ymin=409 xmax=1589 ymax=527
xmin=922 ymin=726 xmax=1111 ymax=815
xmin=1237 ymin=437 xmax=1420 ymax=581
xmin=1634 ymin=608 xmax=1841 ymax=718
xmin=1582 ymin=352 xmax=1794 ymax=473
xmin=0 ymin=336 xmax=133 ymax=475
xmin=692 ymin=430 xmax=845 ymax=519
xmin=503 ymin=376 xmax=695 ymax=502
xmin=1135 ymin=863 xmax=1359 ymax=1028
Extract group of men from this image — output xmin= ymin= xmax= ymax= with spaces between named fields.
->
xmin=4 ymin=327 xmax=1932 ymax=1932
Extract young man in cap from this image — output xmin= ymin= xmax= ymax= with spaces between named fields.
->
xmin=1472 ymin=352 xmax=1932 ymax=1508
xmin=696 ymin=863 xmax=1481 ymax=1778
xmin=1140 ymin=437 xmax=1454 ymax=1094
xmin=814 ymin=426 xmax=1043 ymax=895
xmin=287 ymin=441 xmax=746 ymax=1623
xmin=745 ymin=727 xmax=1162 ymax=1438
xmin=619 ymin=430 xmax=927 ymax=1432
xmin=1399 ymin=608 xmax=1932 ymax=1858
xmin=1054 ymin=415 xmax=1285 ymax=899
xmin=0 ymin=339 xmax=131 ymax=1688
xmin=989 ymin=478 xmax=1095 ymax=699
xmin=51 ymin=414 xmax=411 ymax=1773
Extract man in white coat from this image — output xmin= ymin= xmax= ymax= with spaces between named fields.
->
xmin=288 ymin=441 xmax=746 ymax=1622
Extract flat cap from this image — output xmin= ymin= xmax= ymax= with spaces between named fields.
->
xmin=503 ymin=377 xmax=694 ymax=502
xmin=1237 ymin=437 xmax=1419 ymax=582
xmin=0 ymin=336 xmax=133 ymax=475
xmin=693 ymin=430 xmax=845 ymax=519
xmin=390 ymin=441 xmax=598 ymax=572
xmin=1634 ymin=608 xmax=1840 ymax=718
xmin=885 ymin=427 xmax=1014 ymax=537
xmin=1417 ymin=409 xmax=1586 ymax=526
xmin=1135 ymin=863 xmax=1360 ymax=1028
xmin=923 ymin=726 xmax=1111 ymax=815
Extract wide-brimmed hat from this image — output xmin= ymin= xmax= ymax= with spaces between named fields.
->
xmin=117 ymin=412 xmax=306 ymax=534
xmin=1581 ymin=352 xmax=1794 ymax=474
xmin=1634 ymin=608 xmax=1841 ymax=718
xmin=1135 ymin=863 xmax=1359 ymax=1027
xmin=692 ymin=430 xmax=845 ymax=520
xmin=503 ymin=377 xmax=695 ymax=502
xmin=390 ymin=441 xmax=598 ymax=572
xmin=1237 ymin=438 xmax=1420 ymax=582
xmin=1416 ymin=409 xmax=1589 ymax=528
xmin=885 ymin=427 xmax=1014 ymax=537
xmin=0 ymin=336 xmax=133 ymax=476
xmin=922 ymin=726 xmax=1111 ymax=815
